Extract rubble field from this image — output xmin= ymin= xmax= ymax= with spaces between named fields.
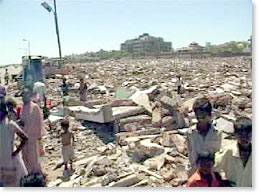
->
xmin=11 ymin=56 xmax=252 ymax=187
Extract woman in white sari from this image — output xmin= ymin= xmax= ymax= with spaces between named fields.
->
xmin=0 ymin=99 xmax=28 ymax=187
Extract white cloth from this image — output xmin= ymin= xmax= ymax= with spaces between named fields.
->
xmin=215 ymin=140 xmax=252 ymax=187
xmin=33 ymin=82 xmax=46 ymax=103
xmin=62 ymin=144 xmax=74 ymax=163
xmin=0 ymin=117 xmax=28 ymax=186
xmin=187 ymin=123 xmax=222 ymax=168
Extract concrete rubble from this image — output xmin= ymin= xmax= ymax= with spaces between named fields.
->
xmin=7 ymin=56 xmax=251 ymax=187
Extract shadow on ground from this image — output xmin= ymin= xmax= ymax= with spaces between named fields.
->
xmin=81 ymin=121 xmax=115 ymax=144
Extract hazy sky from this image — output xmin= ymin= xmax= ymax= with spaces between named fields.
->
xmin=0 ymin=0 xmax=252 ymax=65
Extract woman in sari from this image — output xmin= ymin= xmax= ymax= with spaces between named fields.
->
xmin=0 ymin=99 xmax=28 ymax=186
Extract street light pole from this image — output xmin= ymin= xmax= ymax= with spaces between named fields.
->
xmin=53 ymin=0 xmax=62 ymax=59
xmin=22 ymin=39 xmax=30 ymax=56
xmin=41 ymin=0 xmax=62 ymax=59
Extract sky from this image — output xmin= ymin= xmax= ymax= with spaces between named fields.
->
xmin=0 ymin=0 xmax=252 ymax=65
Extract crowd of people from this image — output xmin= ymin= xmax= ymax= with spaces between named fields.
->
xmin=0 ymin=71 xmax=252 ymax=187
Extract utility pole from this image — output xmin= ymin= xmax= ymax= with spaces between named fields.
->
xmin=53 ymin=0 xmax=62 ymax=59
xmin=41 ymin=0 xmax=62 ymax=59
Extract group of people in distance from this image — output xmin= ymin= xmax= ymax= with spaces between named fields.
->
xmin=186 ymin=97 xmax=252 ymax=187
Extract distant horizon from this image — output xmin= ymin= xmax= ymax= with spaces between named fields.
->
xmin=0 ymin=36 xmax=251 ymax=66
xmin=1 ymin=0 xmax=252 ymax=65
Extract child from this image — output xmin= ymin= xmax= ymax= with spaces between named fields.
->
xmin=215 ymin=117 xmax=252 ymax=187
xmin=79 ymin=78 xmax=87 ymax=102
xmin=59 ymin=78 xmax=69 ymax=106
xmin=60 ymin=78 xmax=69 ymax=97
xmin=60 ymin=119 xmax=75 ymax=172
xmin=6 ymin=97 xmax=18 ymax=121
xmin=187 ymin=97 xmax=222 ymax=175
xmin=187 ymin=154 xmax=221 ymax=187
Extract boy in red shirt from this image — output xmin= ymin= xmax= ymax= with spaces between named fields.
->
xmin=187 ymin=154 xmax=221 ymax=187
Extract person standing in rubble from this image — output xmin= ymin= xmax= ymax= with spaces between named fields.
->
xmin=60 ymin=119 xmax=75 ymax=174
xmin=20 ymin=87 xmax=45 ymax=175
xmin=60 ymin=78 xmax=69 ymax=97
xmin=176 ymin=74 xmax=183 ymax=95
xmin=186 ymin=97 xmax=222 ymax=177
xmin=79 ymin=78 xmax=87 ymax=102
xmin=0 ymin=99 xmax=28 ymax=186
xmin=4 ymin=69 xmax=9 ymax=86
xmin=59 ymin=78 xmax=69 ymax=106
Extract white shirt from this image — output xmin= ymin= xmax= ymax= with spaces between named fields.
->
xmin=215 ymin=140 xmax=252 ymax=187
xmin=187 ymin=123 xmax=222 ymax=168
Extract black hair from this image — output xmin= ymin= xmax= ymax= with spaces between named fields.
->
xmin=22 ymin=86 xmax=33 ymax=96
xmin=193 ymin=97 xmax=212 ymax=116
xmin=6 ymin=97 xmax=17 ymax=108
xmin=61 ymin=119 xmax=69 ymax=128
xmin=234 ymin=117 xmax=252 ymax=135
xmin=20 ymin=173 xmax=46 ymax=187
xmin=196 ymin=153 xmax=215 ymax=165
xmin=0 ymin=100 xmax=8 ymax=117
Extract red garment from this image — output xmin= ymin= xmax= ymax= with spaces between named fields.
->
xmin=16 ymin=105 xmax=23 ymax=120
xmin=46 ymin=100 xmax=51 ymax=109
xmin=187 ymin=170 xmax=220 ymax=187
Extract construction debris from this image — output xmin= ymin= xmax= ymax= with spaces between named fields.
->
xmin=4 ymin=56 xmax=251 ymax=187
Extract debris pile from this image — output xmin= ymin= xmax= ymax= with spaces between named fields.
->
xmin=6 ymin=56 xmax=251 ymax=187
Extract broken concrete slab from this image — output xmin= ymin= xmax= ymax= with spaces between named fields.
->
xmin=130 ymin=92 xmax=152 ymax=113
xmin=75 ymin=104 xmax=114 ymax=123
xmin=138 ymin=166 xmax=163 ymax=179
xmin=131 ymin=179 xmax=149 ymax=187
xmin=152 ymin=101 xmax=162 ymax=127
xmin=163 ymin=169 xmax=176 ymax=182
xmin=161 ymin=132 xmax=175 ymax=147
xmin=143 ymin=154 xmax=165 ymax=171
xmin=209 ymin=93 xmax=232 ymax=108
xmin=140 ymin=139 xmax=165 ymax=157
xmin=112 ymin=106 xmax=145 ymax=120
xmin=48 ymin=115 xmax=64 ymax=124
xmin=171 ymin=134 xmax=186 ymax=154
xmin=215 ymin=88 xmax=224 ymax=94
xmin=120 ymin=115 xmax=151 ymax=129
xmin=181 ymin=97 xmax=198 ymax=112
xmin=111 ymin=174 xmax=140 ymax=187
xmin=214 ymin=117 xmax=234 ymax=134
xmin=123 ymin=123 xmax=137 ymax=132
xmin=111 ymin=99 xmax=136 ymax=107
xmin=159 ymin=95 xmax=177 ymax=108
xmin=49 ymin=106 xmax=64 ymax=117
xmin=101 ymin=173 xmax=117 ymax=186
xmin=221 ymin=83 xmax=236 ymax=92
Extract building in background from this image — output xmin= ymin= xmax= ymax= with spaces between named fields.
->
xmin=121 ymin=33 xmax=172 ymax=53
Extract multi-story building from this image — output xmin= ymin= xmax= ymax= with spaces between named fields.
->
xmin=121 ymin=33 xmax=172 ymax=53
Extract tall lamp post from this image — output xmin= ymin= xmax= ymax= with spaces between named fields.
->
xmin=41 ymin=0 xmax=62 ymax=59
xmin=22 ymin=39 xmax=30 ymax=56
